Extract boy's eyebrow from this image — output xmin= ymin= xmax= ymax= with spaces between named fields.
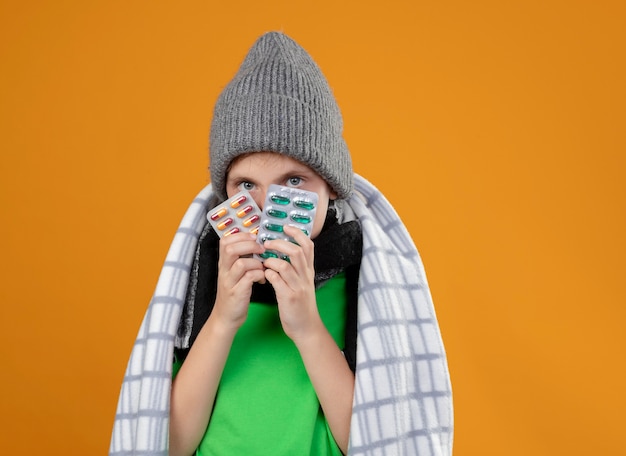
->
xmin=272 ymin=166 xmax=313 ymax=182
xmin=226 ymin=170 xmax=253 ymax=182
xmin=225 ymin=166 xmax=261 ymax=183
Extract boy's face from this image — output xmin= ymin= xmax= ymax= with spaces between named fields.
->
xmin=225 ymin=152 xmax=337 ymax=240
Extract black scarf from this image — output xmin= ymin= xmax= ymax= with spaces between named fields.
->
xmin=175 ymin=206 xmax=362 ymax=372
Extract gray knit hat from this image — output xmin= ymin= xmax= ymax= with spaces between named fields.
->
xmin=209 ymin=32 xmax=353 ymax=200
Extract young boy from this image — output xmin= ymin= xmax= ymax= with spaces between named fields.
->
xmin=110 ymin=32 xmax=453 ymax=456
xmin=170 ymin=149 xmax=358 ymax=455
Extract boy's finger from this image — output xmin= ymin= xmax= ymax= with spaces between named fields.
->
xmin=220 ymin=233 xmax=264 ymax=258
xmin=282 ymin=224 xmax=309 ymax=243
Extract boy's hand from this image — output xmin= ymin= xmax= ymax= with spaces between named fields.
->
xmin=262 ymin=225 xmax=323 ymax=341
xmin=213 ymin=232 xmax=266 ymax=331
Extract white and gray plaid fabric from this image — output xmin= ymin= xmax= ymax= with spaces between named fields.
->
xmin=109 ymin=174 xmax=453 ymax=456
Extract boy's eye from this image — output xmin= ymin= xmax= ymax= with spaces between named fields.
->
xmin=238 ymin=181 xmax=255 ymax=192
xmin=286 ymin=177 xmax=302 ymax=187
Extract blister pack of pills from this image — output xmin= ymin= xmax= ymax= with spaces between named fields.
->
xmin=255 ymin=184 xmax=318 ymax=262
xmin=206 ymin=190 xmax=262 ymax=238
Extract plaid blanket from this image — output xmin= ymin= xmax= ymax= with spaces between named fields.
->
xmin=109 ymin=174 xmax=453 ymax=455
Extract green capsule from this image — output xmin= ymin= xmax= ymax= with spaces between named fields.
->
xmin=300 ymin=228 xmax=309 ymax=236
xmin=270 ymin=194 xmax=290 ymax=205
xmin=267 ymin=208 xmax=287 ymax=219
xmin=290 ymin=213 xmax=311 ymax=224
xmin=259 ymin=251 xmax=279 ymax=259
xmin=293 ymin=199 xmax=315 ymax=210
xmin=265 ymin=223 xmax=284 ymax=233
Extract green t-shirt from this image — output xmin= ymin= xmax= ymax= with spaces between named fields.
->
xmin=179 ymin=273 xmax=348 ymax=456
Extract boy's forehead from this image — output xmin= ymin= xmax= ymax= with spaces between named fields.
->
xmin=228 ymin=152 xmax=311 ymax=174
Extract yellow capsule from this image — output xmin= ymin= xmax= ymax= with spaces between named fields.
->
xmin=243 ymin=214 xmax=260 ymax=227
xmin=223 ymin=227 xmax=240 ymax=236
xmin=236 ymin=205 xmax=254 ymax=217
xmin=209 ymin=207 xmax=228 ymax=221
xmin=230 ymin=194 xmax=247 ymax=208
xmin=216 ymin=218 xmax=234 ymax=230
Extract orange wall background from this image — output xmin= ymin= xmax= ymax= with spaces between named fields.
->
xmin=1 ymin=1 xmax=624 ymax=454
